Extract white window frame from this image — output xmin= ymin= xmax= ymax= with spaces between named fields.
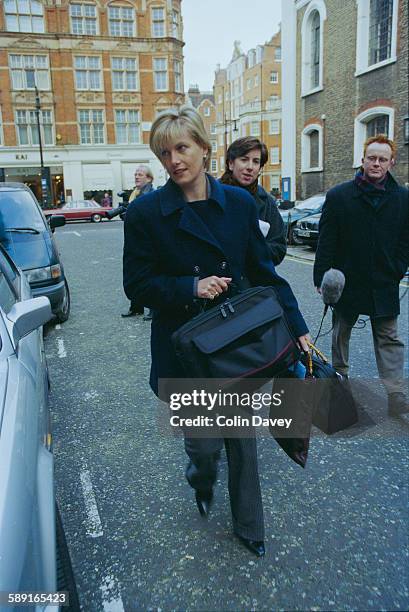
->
xmin=270 ymin=146 xmax=280 ymax=165
xmin=114 ymin=109 xmax=141 ymax=144
xmin=211 ymin=140 xmax=217 ymax=153
xmin=203 ymin=106 xmax=211 ymax=117
xmin=108 ymin=4 xmax=135 ymax=37
xmin=174 ymin=59 xmax=182 ymax=93
xmin=270 ymin=71 xmax=279 ymax=84
xmin=111 ymin=57 xmax=138 ymax=91
xmin=250 ymin=121 xmax=260 ymax=136
xmin=153 ymin=57 xmax=168 ymax=91
xmin=151 ymin=6 xmax=165 ymax=37
xmin=171 ymin=9 xmax=179 ymax=38
xmin=4 ymin=0 xmax=45 ymax=33
xmin=78 ymin=109 xmax=105 ymax=145
xmin=269 ymin=119 xmax=280 ymax=135
xmin=210 ymin=123 xmax=216 ymax=135
xmin=211 ymin=159 xmax=218 ymax=173
xmin=353 ymin=106 xmax=395 ymax=167
xmin=15 ymin=108 xmax=54 ymax=146
xmin=9 ymin=54 xmax=50 ymax=90
xmin=70 ymin=3 xmax=98 ymax=36
xmin=301 ymin=123 xmax=323 ymax=172
xmin=301 ymin=0 xmax=327 ymax=97
xmin=74 ymin=55 xmax=102 ymax=90
xmin=355 ymin=0 xmax=398 ymax=76
xmin=270 ymin=174 xmax=281 ymax=190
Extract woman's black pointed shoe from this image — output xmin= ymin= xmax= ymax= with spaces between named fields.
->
xmin=195 ymin=490 xmax=213 ymax=517
xmin=237 ymin=536 xmax=265 ymax=557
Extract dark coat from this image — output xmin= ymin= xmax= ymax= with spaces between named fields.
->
xmin=313 ymin=173 xmax=409 ymax=319
xmin=253 ymin=185 xmax=287 ymax=266
xmin=123 ymin=175 xmax=308 ymax=395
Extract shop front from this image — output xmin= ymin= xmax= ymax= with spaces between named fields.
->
xmin=1 ymin=165 xmax=64 ymax=208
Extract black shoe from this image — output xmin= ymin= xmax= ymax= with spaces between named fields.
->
xmin=195 ymin=489 xmax=213 ymax=517
xmin=121 ymin=310 xmax=142 ymax=318
xmin=388 ymin=392 xmax=409 ymax=417
xmin=237 ymin=535 xmax=265 ymax=557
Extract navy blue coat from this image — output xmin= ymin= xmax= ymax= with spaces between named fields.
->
xmin=123 ymin=175 xmax=308 ymax=395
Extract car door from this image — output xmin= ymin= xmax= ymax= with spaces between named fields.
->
xmin=0 ymin=249 xmax=56 ymax=601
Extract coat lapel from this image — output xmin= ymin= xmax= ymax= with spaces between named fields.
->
xmin=178 ymin=204 xmax=224 ymax=252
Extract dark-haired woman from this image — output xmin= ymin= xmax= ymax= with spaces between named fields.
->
xmin=220 ymin=137 xmax=286 ymax=266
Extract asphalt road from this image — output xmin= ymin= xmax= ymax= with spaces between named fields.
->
xmin=44 ymin=221 xmax=409 ymax=612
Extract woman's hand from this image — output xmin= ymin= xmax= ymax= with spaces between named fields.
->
xmin=197 ymin=276 xmax=232 ymax=299
xmin=297 ymin=333 xmax=311 ymax=353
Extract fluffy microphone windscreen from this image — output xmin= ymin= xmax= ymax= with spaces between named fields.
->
xmin=321 ymin=268 xmax=346 ymax=306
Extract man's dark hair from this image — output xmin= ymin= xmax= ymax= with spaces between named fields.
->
xmin=226 ymin=137 xmax=268 ymax=168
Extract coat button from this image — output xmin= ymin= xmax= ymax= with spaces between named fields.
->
xmin=220 ymin=261 xmax=227 ymax=271
xmin=193 ymin=265 xmax=200 ymax=274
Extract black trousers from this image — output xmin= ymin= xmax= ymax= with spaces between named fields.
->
xmin=184 ymin=436 xmax=264 ymax=540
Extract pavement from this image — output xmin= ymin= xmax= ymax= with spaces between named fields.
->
xmin=44 ymin=223 xmax=409 ymax=612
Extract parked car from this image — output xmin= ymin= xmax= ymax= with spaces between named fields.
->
xmin=44 ymin=199 xmax=113 ymax=223
xmin=0 ymin=244 xmax=56 ymax=602
xmin=293 ymin=212 xmax=321 ymax=249
xmin=0 ymin=183 xmax=70 ymax=323
xmin=279 ymin=193 xmax=326 ymax=244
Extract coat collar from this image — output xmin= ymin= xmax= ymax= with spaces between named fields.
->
xmin=159 ymin=174 xmax=226 ymax=216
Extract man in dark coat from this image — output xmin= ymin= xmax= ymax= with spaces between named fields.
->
xmin=314 ymin=135 xmax=408 ymax=416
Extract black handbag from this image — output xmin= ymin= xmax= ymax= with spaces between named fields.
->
xmin=172 ymin=286 xmax=300 ymax=380
xmin=302 ymin=343 xmax=358 ymax=434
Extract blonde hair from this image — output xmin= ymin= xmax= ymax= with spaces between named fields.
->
xmin=149 ymin=105 xmax=212 ymax=170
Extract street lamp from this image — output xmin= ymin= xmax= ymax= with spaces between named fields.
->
xmin=34 ymin=85 xmax=49 ymax=208
xmin=224 ymin=115 xmax=239 ymax=160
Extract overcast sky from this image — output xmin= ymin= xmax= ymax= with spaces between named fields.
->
xmin=182 ymin=0 xmax=282 ymax=92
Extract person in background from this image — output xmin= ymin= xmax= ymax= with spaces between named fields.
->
xmin=123 ymin=106 xmax=310 ymax=557
xmin=314 ymin=135 xmax=409 ymax=417
xmin=122 ymin=165 xmax=155 ymax=320
xmin=220 ymin=137 xmax=286 ymax=266
xmin=101 ymin=192 xmax=112 ymax=207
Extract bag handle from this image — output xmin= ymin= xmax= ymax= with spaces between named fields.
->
xmin=305 ymin=340 xmax=330 ymax=376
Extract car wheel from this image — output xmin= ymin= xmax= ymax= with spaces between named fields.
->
xmin=291 ymin=228 xmax=304 ymax=246
xmin=91 ymin=213 xmax=102 ymax=223
xmin=55 ymin=279 xmax=70 ymax=323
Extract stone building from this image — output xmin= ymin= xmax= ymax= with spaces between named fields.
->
xmin=281 ymin=0 xmax=408 ymax=201
xmin=186 ymin=85 xmax=217 ymax=178
xmin=0 ymin=0 xmax=184 ymax=205
xmin=213 ymin=31 xmax=282 ymax=193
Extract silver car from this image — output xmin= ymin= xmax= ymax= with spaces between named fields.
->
xmin=0 ymin=245 xmax=57 ymax=608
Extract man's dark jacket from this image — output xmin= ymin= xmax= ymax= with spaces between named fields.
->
xmin=314 ymin=172 xmax=409 ymax=319
xmin=123 ymin=175 xmax=308 ymax=395
xmin=254 ymin=185 xmax=286 ymax=265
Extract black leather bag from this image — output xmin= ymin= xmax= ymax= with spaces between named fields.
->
xmin=302 ymin=344 xmax=358 ymax=434
xmin=172 ymin=286 xmax=300 ymax=380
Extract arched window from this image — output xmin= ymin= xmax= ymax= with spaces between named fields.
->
xmin=356 ymin=0 xmax=398 ymax=74
xmin=353 ymin=107 xmax=394 ymax=166
xmin=301 ymin=124 xmax=323 ymax=172
xmin=301 ymin=1 xmax=326 ymax=96
xmin=4 ymin=0 xmax=44 ymax=33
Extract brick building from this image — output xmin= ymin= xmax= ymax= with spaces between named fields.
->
xmin=213 ymin=32 xmax=282 ymax=193
xmin=281 ymin=0 xmax=408 ymax=201
xmin=0 ymin=0 xmax=184 ymax=205
xmin=186 ymin=84 xmax=217 ymax=177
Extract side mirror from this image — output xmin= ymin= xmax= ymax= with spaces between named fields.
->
xmin=6 ymin=296 xmax=52 ymax=345
xmin=49 ymin=215 xmax=66 ymax=231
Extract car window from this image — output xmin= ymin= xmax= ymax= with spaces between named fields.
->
xmin=0 ymin=190 xmax=47 ymax=232
xmin=0 ymin=267 xmax=17 ymax=315
xmin=0 ymin=249 xmax=20 ymax=299
xmin=295 ymin=196 xmax=325 ymax=211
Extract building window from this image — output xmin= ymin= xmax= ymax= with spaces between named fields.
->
xmin=211 ymin=159 xmax=218 ymax=173
xmin=111 ymin=57 xmax=138 ymax=90
xmin=174 ymin=60 xmax=182 ymax=93
xmin=70 ymin=3 xmax=98 ymax=35
xmin=246 ymin=78 xmax=252 ymax=90
xmin=211 ymin=140 xmax=217 ymax=153
xmin=153 ymin=58 xmax=168 ymax=91
xmin=9 ymin=54 xmax=50 ymax=90
xmin=301 ymin=1 xmax=326 ymax=96
xmin=254 ymin=75 xmax=259 ymax=87
xmin=203 ymin=106 xmax=210 ymax=117
xmin=353 ymin=106 xmax=394 ymax=166
xmin=356 ymin=0 xmax=398 ymax=74
xmin=108 ymin=4 xmax=135 ymax=37
xmin=269 ymin=119 xmax=280 ymax=135
xmin=4 ymin=0 xmax=44 ymax=33
xmin=74 ymin=56 xmax=101 ymax=90
xmin=115 ymin=109 xmax=140 ymax=144
xmin=78 ymin=109 xmax=104 ymax=144
xmin=172 ymin=10 xmax=179 ymax=38
xmin=301 ymin=124 xmax=323 ymax=171
xmin=152 ymin=7 xmax=165 ymax=37
xmin=275 ymin=47 xmax=282 ymax=61
xmin=16 ymin=109 xmax=53 ymax=145
xmin=218 ymin=94 xmax=222 ymax=104
xmin=0 ymin=109 xmax=3 ymax=145
xmin=270 ymin=175 xmax=281 ymax=190
xmin=270 ymin=71 xmax=279 ymax=84
xmin=210 ymin=123 xmax=216 ymax=134
xmin=250 ymin=121 xmax=260 ymax=136
xmin=270 ymin=147 xmax=280 ymax=165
